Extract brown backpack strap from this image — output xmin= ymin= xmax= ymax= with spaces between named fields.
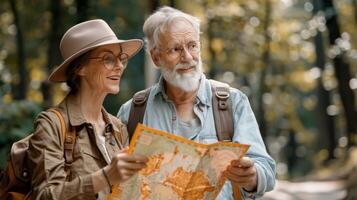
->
xmin=210 ymin=80 xmax=240 ymax=199
xmin=48 ymin=109 xmax=76 ymax=176
xmin=48 ymin=109 xmax=66 ymax=144
xmin=210 ymin=79 xmax=234 ymax=141
xmin=127 ymin=88 xmax=151 ymax=141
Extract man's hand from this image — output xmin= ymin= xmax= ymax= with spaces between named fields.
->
xmin=225 ymin=156 xmax=257 ymax=192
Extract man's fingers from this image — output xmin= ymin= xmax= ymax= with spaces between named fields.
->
xmin=225 ymin=171 xmax=255 ymax=184
xmin=231 ymin=157 xmax=254 ymax=168
xmin=227 ymin=165 xmax=256 ymax=177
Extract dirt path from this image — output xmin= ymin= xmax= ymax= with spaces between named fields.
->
xmin=261 ymin=180 xmax=346 ymax=200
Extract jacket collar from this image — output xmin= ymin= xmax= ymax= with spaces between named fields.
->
xmin=59 ymin=94 xmax=117 ymax=131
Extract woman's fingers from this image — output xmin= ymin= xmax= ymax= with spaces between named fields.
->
xmin=107 ymin=152 xmax=149 ymax=184
xmin=114 ymin=153 xmax=148 ymax=164
xmin=116 ymin=160 xmax=147 ymax=170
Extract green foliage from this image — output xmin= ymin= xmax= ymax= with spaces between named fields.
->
xmin=0 ymin=101 xmax=42 ymax=169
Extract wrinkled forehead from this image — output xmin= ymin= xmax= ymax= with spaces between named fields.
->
xmin=159 ymin=18 xmax=199 ymax=46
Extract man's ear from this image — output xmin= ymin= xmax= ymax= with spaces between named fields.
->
xmin=150 ymin=49 xmax=160 ymax=67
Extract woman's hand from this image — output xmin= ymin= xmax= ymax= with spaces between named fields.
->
xmin=104 ymin=151 xmax=148 ymax=185
xmin=92 ymin=150 xmax=148 ymax=193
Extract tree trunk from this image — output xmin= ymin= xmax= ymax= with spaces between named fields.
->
xmin=257 ymin=0 xmax=272 ymax=140
xmin=169 ymin=0 xmax=176 ymax=8
xmin=313 ymin=0 xmax=336 ymax=160
xmin=42 ymin=0 xmax=63 ymax=108
xmin=353 ymin=0 xmax=357 ymax=25
xmin=76 ymin=0 xmax=89 ymax=23
xmin=148 ymin=0 xmax=160 ymax=12
xmin=201 ymin=1 xmax=218 ymax=79
xmin=8 ymin=0 xmax=27 ymax=100
xmin=207 ymin=18 xmax=218 ymax=79
xmin=323 ymin=0 xmax=357 ymax=147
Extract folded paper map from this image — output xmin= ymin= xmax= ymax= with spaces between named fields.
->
xmin=109 ymin=124 xmax=249 ymax=200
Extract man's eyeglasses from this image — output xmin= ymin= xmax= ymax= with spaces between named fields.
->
xmin=160 ymin=41 xmax=200 ymax=60
xmin=89 ymin=52 xmax=129 ymax=70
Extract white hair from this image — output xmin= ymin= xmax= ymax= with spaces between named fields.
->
xmin=143 ymin=6 xmax=201 ymax=51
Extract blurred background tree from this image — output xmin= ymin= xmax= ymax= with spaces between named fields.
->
xmin=0 ymin=0 xmax=356 ymax=194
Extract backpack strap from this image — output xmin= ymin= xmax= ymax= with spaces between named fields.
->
xmin=210 ymin=80 xmax=240 ymax=199
xmin=48 ymin=109 xmax=76 ymax=176
xmin=127 ymin=88 xmax=151 ymax=141
xmin=49 ymin=109 xmax=66 ymax=144
xmin=210 ymin=79 xmax=234 ymax=141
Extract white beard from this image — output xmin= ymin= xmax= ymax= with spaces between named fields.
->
xmin=159 ymin=59 xmax=203 ymax=92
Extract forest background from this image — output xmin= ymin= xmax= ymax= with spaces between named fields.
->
xmin=0 ymin=0 xmax=356 ymax=198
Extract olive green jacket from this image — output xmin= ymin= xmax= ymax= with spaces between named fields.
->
xmin=28 ymin=94 xmax=129 ymax=199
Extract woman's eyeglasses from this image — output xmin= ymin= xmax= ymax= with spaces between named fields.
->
xmin=89 ymin=52 xmax=129 ymax=70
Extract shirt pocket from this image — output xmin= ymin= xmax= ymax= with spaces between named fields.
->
xmin=82 ymin=148 xmax=103 ymax=161
xmin=72 ymin=138 xmax=105 ymax=174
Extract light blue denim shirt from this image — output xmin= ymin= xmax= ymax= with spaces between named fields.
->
xmin=117 ymin=75 xmax=276 ymax=199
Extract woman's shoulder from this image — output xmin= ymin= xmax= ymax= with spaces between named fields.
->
xmin=34 ymin=107 xmax=64 ymax=125
xmin=30 ymin=107 xmax=67 ymax=147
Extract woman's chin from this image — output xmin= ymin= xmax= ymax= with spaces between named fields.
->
xmin=108 ymin=87 xmax=120 ymax=95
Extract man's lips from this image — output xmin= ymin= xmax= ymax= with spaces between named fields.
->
xmin=176 ymin=66 xmax=195 ymax=73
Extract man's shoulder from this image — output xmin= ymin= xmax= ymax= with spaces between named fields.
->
xmin=206 ymin=78 xmax=247 ymax=102
xmin=118 ymin=83 xmax=159 ymax=116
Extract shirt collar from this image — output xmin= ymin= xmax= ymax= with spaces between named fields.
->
xmin=152 ymin=74 xmax=210 ymax=106
xmin=59 ymin=94 xmax=116 ymax=131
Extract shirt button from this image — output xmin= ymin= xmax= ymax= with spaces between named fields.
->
xmin=172 ymin=116 xmax=176 ymax=121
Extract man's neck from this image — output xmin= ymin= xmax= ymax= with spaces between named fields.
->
xmin=165 ymin=81 xmax=198 ymax=105
xmin=165 ymin=80 xmax=199 ymax=122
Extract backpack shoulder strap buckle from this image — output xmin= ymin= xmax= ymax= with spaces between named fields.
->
xmin=48 ymin=108 xmax=76 ymax=177
xmin=215 ymin=87 xmax=230 ymax=110
xmin=209 ymin=79 xmax=234 ymax=141
xmin=215 ymin=88 xmax=230 ymax=100
xmin=133 ymin=90 xmax=150 ymax=106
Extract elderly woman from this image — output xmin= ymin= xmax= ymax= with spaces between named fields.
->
xmin=28 ymin=19 xmax=148 ymax=199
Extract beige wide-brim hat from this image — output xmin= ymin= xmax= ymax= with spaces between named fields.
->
xmin=48 ymin=19 xmax=143 ymax=82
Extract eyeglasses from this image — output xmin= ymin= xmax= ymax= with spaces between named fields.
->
xmin=88 ymin=52 xmax=129 ymax=70
xmin=159 ymin=41 xmax=200 ymax=60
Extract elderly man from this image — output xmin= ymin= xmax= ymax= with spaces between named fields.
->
xmin=117 ymin=6 xmax=275 ymax=199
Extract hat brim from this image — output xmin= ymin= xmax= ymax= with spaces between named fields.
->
xmin=48 ymin=39 xmax=143 ymax=82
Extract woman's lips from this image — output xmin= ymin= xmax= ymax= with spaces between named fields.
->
xmin=107 ymin=75 xmax=121 ymax=81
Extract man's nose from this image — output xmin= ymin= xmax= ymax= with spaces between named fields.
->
xmin=180 ymin=47 xmax=193 ymax=62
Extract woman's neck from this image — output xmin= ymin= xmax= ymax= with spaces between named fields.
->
xmin=76 ymin=87 xmax=106 ymax=124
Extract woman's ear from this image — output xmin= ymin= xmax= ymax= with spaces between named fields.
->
xmin=76 ymin=66 xmax=86 ymax=76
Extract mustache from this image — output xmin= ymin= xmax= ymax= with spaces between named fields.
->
xmin=175 ymin=60 xmax=199 ymax=70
